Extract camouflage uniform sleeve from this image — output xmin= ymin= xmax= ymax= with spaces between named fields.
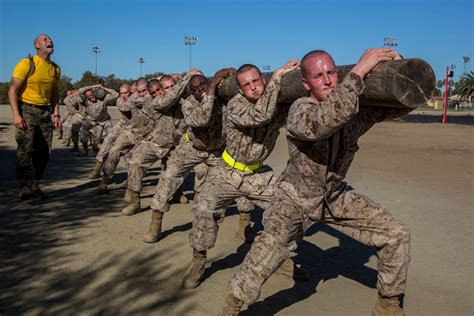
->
xmin=287 ymin=72 xmax=364 ymax=141
xmin=103 ymin=87 xmax=119 ymax=105
xmin=151 ymin=74 xmax=192 ymax=111
xmin=116 ymin=96 xmax=135 ymax=112
xmin=182 ymin=94 xmax=216 ymax=127
xmin=227 ymin=78 xmax=282 ymax=128
xmin=78 ymin=85 xmax=93 ymax=96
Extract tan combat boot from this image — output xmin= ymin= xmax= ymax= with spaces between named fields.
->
xmin=122 ymin=191 xmax=140 ymax=216
xmin=31 ymin=179 xmax=47 ymax=199
xmin=96 ymin=175 xmax=110 ymax=195
xmin=63 ymin=138 xmax=70 ymax=147
xmin=19 ymin=178 xmax=33 ymax=200
xmin=235 ymin=212 xmax=255 ymax=243
xmin=371 ymin=296 xmax=405 ymax=316
xmin=275 ymin=257 xmax=310 ymax=281
xmin=123 ymin=189 xmax=132 ymax=203
xmin=181 ymin=249 xmax=206 ymax=289
xmin=89 ymin=160 xmax=104 ymax=179
xmin=143 ymin=211 xmax=164 ymax=243
xmin=78 ymin=142 xmax=89 ymax=157
xmin=219 ymin=293 xmax=245 ymax=316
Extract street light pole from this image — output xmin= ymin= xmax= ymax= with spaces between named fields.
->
xmin=138 ymin=57 xmax=145 ymax=76
xmin=463 ymin=56 xmax=470 ymax=73
xmin=92 ymin=45 xmax=100 ymax=76
xmin=184 ymin=35 xmax=198 ymax=70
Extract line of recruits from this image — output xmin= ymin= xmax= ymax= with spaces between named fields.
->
xmin=13 ymin=33 xmax=411 ymax=316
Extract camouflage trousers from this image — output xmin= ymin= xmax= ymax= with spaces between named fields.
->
xmin=79 ymin=119 xmax=113 ymax=145
xmin=150 ymin=138 xmax=254 ymax=214
xmin=103 ymin=129 xmax=141 ymax=177
xmin=62 ymin=113 xmax=82 ymax=144
xmin=95 ymin=119 xmax=129 ymax=163
xmin=15 ymin=104 xmax=53 ymax=182
xmin=188 ymin=162 xmax=277 ymax=252
xmin=126 ymin=140 xmax=172 ymax=193
xmin=229 ymin=186 xmax=411 ymax=304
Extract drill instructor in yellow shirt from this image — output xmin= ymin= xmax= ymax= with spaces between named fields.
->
xmin=8 ymin=34 xmax=61 ymax=200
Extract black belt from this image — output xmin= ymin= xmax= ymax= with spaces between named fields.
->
xmin=19 ymin=100 xmax=50 ymax=110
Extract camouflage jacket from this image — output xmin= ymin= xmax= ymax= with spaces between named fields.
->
xmin=277 ymin=72 xmax=412 ymax=220
xmin=63 ymin=94 xmax=85 ymax=117
xmin=79 ymin=86 xmax=118 ymax=122
xmin=144 ymin=74 xmax=192 ymax=147
xmin=116 ymin=94 xmax=135 ymax=123
xmin=123 ymin=93 xmax=156 ymax=138
xmin=225 ymin=77 xmax=286 ymax=166
xmin=181 ymin=94 xmax=226 ymax=152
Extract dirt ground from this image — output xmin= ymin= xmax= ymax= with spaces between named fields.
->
xmin=0 ymin=105 xmax=473 ymax=315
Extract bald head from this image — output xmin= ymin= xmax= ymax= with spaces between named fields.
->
xmin=33 ymin=34 xmax=54 ymax=56
xmin=301 ymin=50 xmax=333 ymax=79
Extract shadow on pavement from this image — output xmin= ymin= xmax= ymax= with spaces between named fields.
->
xmin=0 ymin=142 xmax=196 ymax=314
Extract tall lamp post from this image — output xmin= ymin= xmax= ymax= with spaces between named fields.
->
xmin=138 ymin=57 xmax=145 ymax=76
xmin=383 ymin=36 xmax=398 ymax=47
xmin=184 ymin=35 xmax=198 ymax=70
xmin=443 ymin=64 xmax=455 ymax=124
xmin=92 ymin=45 xmax=100 ymax=76
xmin=463 ymin=56 xmax=470 ymax=73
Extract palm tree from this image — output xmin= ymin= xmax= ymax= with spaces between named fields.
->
xmin=456 ymin=71 xmax=474 ymax=101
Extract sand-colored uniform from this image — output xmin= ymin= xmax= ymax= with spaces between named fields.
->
xmin=150 ymin=93 xmax=227 ymax=212
xmin=62 ymin=94 xmax=85 ymax=144
xmin=188 ymin=77 xmax=287 ymax=251
xmin=102 ymin=93 xmax=157 ymax=177
xmin=95 ymin=94 xmax=135 ymax=163
xmin=78 ymin=86 xmax=118 ymax=145
xmin=228 ymin=72 xmax=412 ymax=304
xmin=126 ymin=75 xmax=192 ymax=193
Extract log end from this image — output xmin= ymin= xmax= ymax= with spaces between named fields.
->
xmin=393 ymin=58 xmax=436 ymax=107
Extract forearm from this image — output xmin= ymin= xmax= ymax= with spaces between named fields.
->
xmin=8 ymin=88 xmax=21 ymax=117
xmin=152 ymin=74 xmax=192 ymax=110
xmin=51 ymin=88 xmax=60 ymax=116
xmin=103 ymin=87 xmax=119 ymax=99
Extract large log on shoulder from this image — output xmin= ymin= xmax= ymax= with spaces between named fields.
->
xmin=217 ymin=58 xmax=436 ymax=108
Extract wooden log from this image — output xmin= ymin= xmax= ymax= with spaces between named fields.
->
xmin=216 ymin=58 xmax=436 ymax=108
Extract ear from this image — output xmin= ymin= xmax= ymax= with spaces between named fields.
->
xmin=262 ymin=76 xmax=266 ymax=86
xmin=238 ymin=87 xmax=243 ymax=95
xmin=301 ymin=78 xmax=311 ymax=91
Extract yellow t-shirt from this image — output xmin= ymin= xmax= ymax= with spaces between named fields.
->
xmin=12 ymin=55 xmax=61 ymax=106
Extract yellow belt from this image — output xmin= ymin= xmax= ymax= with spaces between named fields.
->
xmin=185 ymin=132 xmax=189 ymax=142
xmin=222 ymin=149 xmax=263 ymax=171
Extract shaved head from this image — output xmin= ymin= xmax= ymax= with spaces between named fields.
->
xmin=301 ymin=50 xmax=333 ymax=79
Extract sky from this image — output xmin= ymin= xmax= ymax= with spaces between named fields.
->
xmin=0 ymin=0 xmax=472 ymax=83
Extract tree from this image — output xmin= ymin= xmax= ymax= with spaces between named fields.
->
xmin=73 ymin=71 xmax=104 ymax=89
xmin=456 ymin=71 xmax=474 ymax=101
xmin=57 ymin=75 xmax=73 ymax=104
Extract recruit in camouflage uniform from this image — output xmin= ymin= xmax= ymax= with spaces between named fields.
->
xmin=144 ymin=69 xmax=255 ymax=244
xmin=88 ymin=83 xmax=136 ymax=179
xmin=78 ymin=85 xmax=119 ymax=156
xmin=62 ymin=90 xmax=85 ymax=151
xmin=97 ymin=87 xmax=161 ymax=199
xmin=221 ymin=48 xmax=412 ymax=316
xmin=181 ymin=61 xmax=309 ymax=290
xmin=122 ymin=71 xmax=201 ymax=216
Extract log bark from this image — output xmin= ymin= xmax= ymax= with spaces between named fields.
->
xmin=216 ymin=58 xmax=436 ymax=108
